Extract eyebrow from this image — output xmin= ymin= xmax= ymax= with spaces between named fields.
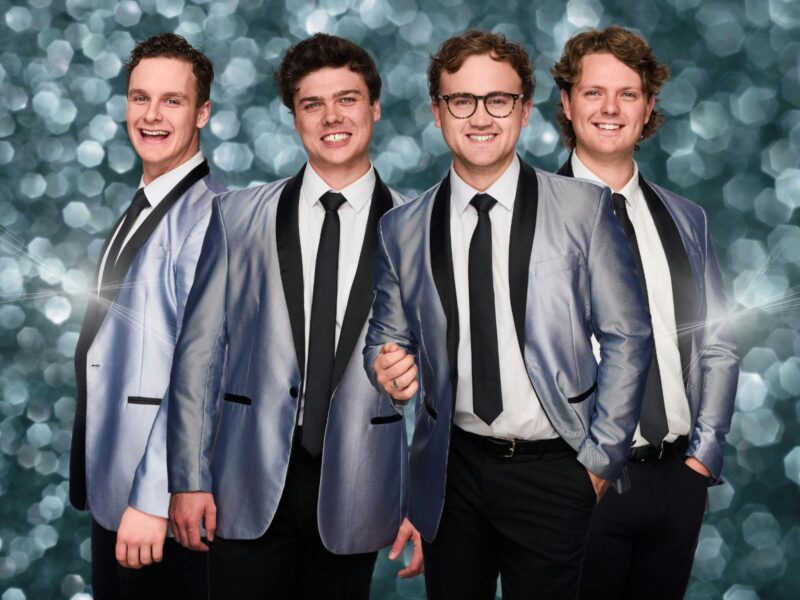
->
xmin=297 ymin=89 xmax=364 ymax=104
xmin=128 ymin=89 xmax=190 ymax=99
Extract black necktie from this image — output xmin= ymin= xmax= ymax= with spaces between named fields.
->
xmin=302 ymin=191 xmax=347 ymax=457
xmin=469 ymin=193 xmax=503 ymax=425
xmin=100 ymin=188 xmax=150 ymax=299
xmin=611 ymin=193 xmax=668 ymax=446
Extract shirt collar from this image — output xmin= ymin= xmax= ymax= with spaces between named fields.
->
xmin=570 ymin=152 xmax=641 ymax=210
xmin=450 ymin=154 xmax=520 ymax=215
xmin=301 ymin=162 xmax=375 ymax=214
xmin=138 ymin=151 xmax=205 ymax=208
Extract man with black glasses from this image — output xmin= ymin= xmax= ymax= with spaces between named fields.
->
xmin=364 ymin=29 xmax=653 ymax=599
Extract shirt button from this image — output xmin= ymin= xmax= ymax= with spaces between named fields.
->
xmin=289 ymin=386 xmax=299 ymax=398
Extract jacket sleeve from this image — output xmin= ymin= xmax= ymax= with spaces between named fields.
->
xmin=686 ymin=209 xmax=739 ymax=482
xmin=127 ymin=209 xmax=215 ymax=515
xmin=166 ymin=197 xmax=230 ymax=492
xmin=363 ymin=216 xmax=418 ymax=394
xmin=578 ymin=187 xmax=654 ymax=483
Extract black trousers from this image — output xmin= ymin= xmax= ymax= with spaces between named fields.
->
xmin=423 ymin=427 xmax=596 ymax=600
xmin=91 ymin=518 xmax=208 ymax=600
xmin=578 ymin=439 xmax=709 ymax=599
xmin=208 ymin=442 xmax=378 ymax=600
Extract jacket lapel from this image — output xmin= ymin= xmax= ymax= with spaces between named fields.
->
xmin=276 ymin=165 xmax=307 ymax=380
xmin=509 ymin=159 xmax=538 ymax=354
xmin=556 ymin=156 xmax=573 ymax=177
xmin=429 ymin=175 xmax=460 ymax=391
xmin=330 ymin=171 xmax=394 ymax=392
xmin=639 ymin=176 xmax=695 ymax=384
xmin=110 ymin=161 xmax=210 ymax=292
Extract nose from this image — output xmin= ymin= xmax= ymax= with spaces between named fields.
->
xmin=144 ymin=100 xmax=161 ymax=122
xmin=322 ymin=101 xmax=344 ymax=124
xmin=601 ymin=94 xmax=619 ymax=116
xmin=468 ymin=98 xmax=493 ymax=128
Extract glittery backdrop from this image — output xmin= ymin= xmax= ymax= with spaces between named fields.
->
xmin=1 ymin=0 xmax=798 ymax=598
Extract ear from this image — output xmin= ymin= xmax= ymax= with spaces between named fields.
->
xmin=431 ymin=100 xmax=442 ymax=129
xmin=560 ymin=89 xmax=572 ymax=121
xmin=196 ymin=100 xmax=211 ymax=129
xmin=644 ymin=94 xmax=656 ymax=124
xmin=372 ymin=99 xmax=381 ymax=122
xmin=520 ymin=99 xmax=533 ymax=128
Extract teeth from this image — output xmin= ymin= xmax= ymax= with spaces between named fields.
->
xmin=142 ymin=129 xmax=168 ymax=136
xmin=323 ymin=133 xmax=350 ymax=142
xmin=469 ymin=134 xmax=495 ymax=142
xmin=597 ymin=124 xmax=620 ymax=130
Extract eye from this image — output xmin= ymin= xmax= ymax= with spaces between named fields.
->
xmin=339 ymin=96 xmax=357 ymax=105
xmin=302 ymin=101 xmax=322 ymax=111
xmin=621 ymin=91 xmax=639 ymax=99
xmin=452 ymin=96 xmax=474 ymax=107
xmin=165 ymin=98 xmax=181 ymax=106
xmin=583 ymin=89 xmax=601 ymax=97
xmin=130 ymin=95 xmax=147 ymax=103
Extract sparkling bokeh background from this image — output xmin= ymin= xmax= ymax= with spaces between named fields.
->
xmin=1 ymin=0 xmax=798 ymax=598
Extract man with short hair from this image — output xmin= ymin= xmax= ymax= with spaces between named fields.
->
xmin=69 ymin=33 xmax=223 ymax=598
xmin=166 ymin=33 xmax=421 ymax=599
xmin=364 ymin=29 xmax=653 ymax=599
xmin=552 ymin=25 xmax=739 ymax=599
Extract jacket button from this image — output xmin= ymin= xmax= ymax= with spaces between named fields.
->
xmin=289 ymin=386 xmax=298 ymax=398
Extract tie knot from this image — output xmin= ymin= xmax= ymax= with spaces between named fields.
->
xmin=470 ymin=193 xmax=497 ymax=214
xmin=611 ymin=192 xmax=627 ymax=212
xmin=320 ymin=191 xmax=346 ymax=212
xmin=132 ymin=188 xmax=150 ymax=210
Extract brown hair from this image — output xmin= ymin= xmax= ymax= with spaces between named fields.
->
xmin=428 ymin=29 xmax=534 ymax=101
xmin=126 ymin=33 xmax=214 ymax=106
xmin=551 ymin=26 xmax=670 ymax=150
xmin=276 ymin=33 xmax=382 ymax=114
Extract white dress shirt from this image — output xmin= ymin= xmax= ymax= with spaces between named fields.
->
xmin=297 ymin=163 xmax=375 ymax=422
xmin=571 ymin=153 xmax=690 ymax=446
xmin=97 ymin=151 xmax=206 ymax=291
xmin=450 ymin=156 xmax=558 ymax=441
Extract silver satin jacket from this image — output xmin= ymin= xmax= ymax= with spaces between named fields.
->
xmin=364 ymin=160 xmax=655 ymax=542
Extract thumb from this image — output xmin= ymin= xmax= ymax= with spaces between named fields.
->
xmin=381 ymin=342 xmax=400 ymax=354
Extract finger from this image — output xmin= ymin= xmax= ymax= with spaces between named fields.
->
xmin=140 ymin=542 xmax=153 ymax=566
xmin=393 ymin=364 xmax=419 ymax=390
xmin=152 ymin=539 xmax=164 ymax=563
xmin=388 ymin=527 xmax=410 ymax=560
xmin=378 ymin=354 xmax=416 ymax=386
xmin=115 ymin=540 xmax=128 ymax=567
xmin=392 ymin=379 xmax=419 ymax=401
xmin=187 ymin=526 xmax=209 ymax=551
xmin=400 ymin=528 xmax=425 ymax=578
xmin=205 ymin=505 xmax=217 ymax=542
xmin=127 ymin=543 xmax=141 ymax=570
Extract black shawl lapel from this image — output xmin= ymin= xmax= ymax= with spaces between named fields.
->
xmin=556 ymin=155 xmax=573 ymax=177
xmin=276 ymin=165 xmax=307 ymax=380
xmin=639 ymin=176 xmax=695 ymax=385
xmin=330 ymin=171 xmax=394 ymax=392
xmin=508 ymin=159 xmax=538 ymax=354
xmin=110 ymin=161 xmax=210 ymax=291
xmin=429 ymin=175 xmax=459 ymax=390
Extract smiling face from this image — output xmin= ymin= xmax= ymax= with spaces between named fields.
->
xmin=561 ymin=52 xmax=655 ymax=167
xmin=126 ymin=57 xmax=210 ymax=184
xmin=292 ymin=66 xmax=380 ymax=188
xmin=432 ymin=53 xmax=531 ymax=191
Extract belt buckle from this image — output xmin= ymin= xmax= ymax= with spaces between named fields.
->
xmin=502 ymin=438 xmax=516 ymax=458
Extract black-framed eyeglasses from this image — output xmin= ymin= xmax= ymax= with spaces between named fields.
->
xmin=435 ymin=92 xmax=526 ymax=119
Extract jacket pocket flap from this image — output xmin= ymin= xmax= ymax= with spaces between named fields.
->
xmin=567 ymin=380 xmax=597 ymax=404
xmin=127 ymin=396 xmax=162 ymax=405
xmin=370 ymin=413 xmax=403 ymax=425
xmin=223 ymin=393 xmax=252 ymax=405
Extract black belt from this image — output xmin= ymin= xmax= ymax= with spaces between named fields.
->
xmin=453 ymin=426 xmax=571 ymax=458
xmin=628 ymin=435 xmax=689 ymax=462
